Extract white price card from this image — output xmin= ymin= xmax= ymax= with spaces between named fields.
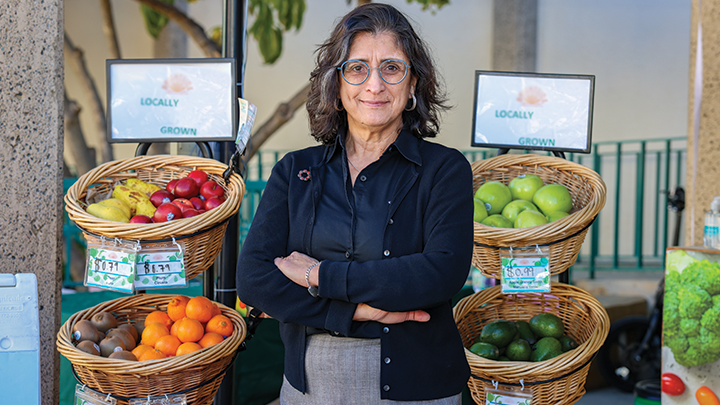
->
xmin=128 ymin=393 xmax=187 ymax=405
xmin=84 ymin=240 xmax=138 ymax=294
xmin=500 ymin=246 xmax=551 ymax=294
xmin=74 ymin=384 xmax=116 ymax=405
xmin=485 ymin=385 xmax=532 ymax=405
xmin=134 ymin=242 xmax=187 ymax=290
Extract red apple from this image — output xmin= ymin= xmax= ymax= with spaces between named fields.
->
xmin=173 ymin=177 xmax=199 ymax=198
xmin=150 ymin=190 xmax=175 ymax=208
xmin=129 ymin=215 xmax=153 ymax=223
xmin=204 ymin=196 xmax=225 ymax=210
xmin=187 ymin=170 xmax=209 ymax=187
xmin=166 ymin=179 xmax=179 ymax=193
xmin=200 ymin=180 xmax=225 ymax=200
xmin=189 ymin=197 xmax=204 ymax=211
xmin=153 ymin=203 xmax=183 ymax=223
xmin=198 ymin=209 xmax=206 ymax=214
xmin=182 ymin=209 xmax=200 ymax=218
xmin=172 ymin=198 xmax=195 ymax=213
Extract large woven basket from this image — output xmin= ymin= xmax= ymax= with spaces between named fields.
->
xmin=472 ymin=154 xmax=606 ymax=278
xmin=453 ymin=283 xmax=609 ymax=405
xmin=65 ymin=155 xmax=245 ymax=280
xmin=57 ymin=294 xmax=246 ymax=405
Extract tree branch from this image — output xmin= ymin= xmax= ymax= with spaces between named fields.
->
xmin=132 ymin=0 xmax=222 ymax=58
xmin=99 ymin=0 xmax=121 ymax=59
xmin=64 ymin=32 xmax=113 ymax=163
xmin=64 ymin=93 xmax=97 ymax=176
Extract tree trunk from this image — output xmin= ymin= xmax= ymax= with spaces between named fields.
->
xmin=99 ymin=0 xmax=122 ymax=59
xmin=64 ymin=94 xmax=97 ymax=176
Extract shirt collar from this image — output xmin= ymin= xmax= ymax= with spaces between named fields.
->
xmin=323 ymin=127 xmax=423 ymax=166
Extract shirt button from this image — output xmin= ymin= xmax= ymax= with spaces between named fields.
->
xmin=383 ymin=385 xmax=391 ymax=392
xmin=388 ymin=218 xmax=394 ymax=225
xmin=345 ymin=251 xmax=350 ymax=258
xmin=383 ymin=250 xmax=390 ymax=257
xmin=383 ymin=327 xmax=390 ymax=333
xmin=360 ymin=175 xmax=367 ymax=182
xmin=384 ymin=357 xmax=391 ymax=364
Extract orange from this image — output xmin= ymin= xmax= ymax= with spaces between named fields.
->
xmin=139 ymin=348 xmax=167 ymax=361
xmin=185 ymin=296 xmax=215 ymax=323
xmin=141 ymin=322 xmax=170 ymax=347
xmin=155 ymin=335 xmax=182 ymax=357
xmin=211 ymin=303 xmax=222 ymax=317
xmin=145 ymin=310 xmax=173 ymax=329
xmin=131 ymin=344 xmax=153 ymax=360
xmin=205 ymin=314 xmax=234 ymax=337
xmin=198 ymin=332 xmax=224 ymax=348
xmin=175 ymin=342 xmax=202 ymax=357
xmin=174 ymin=317 xmax=204 ymax=343
xmin=167 ymin=295 xmax=190 ymax=322
xmin=170 ymin=320 xmax=180 ymax=337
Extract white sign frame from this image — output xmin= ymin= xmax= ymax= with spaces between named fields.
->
xmin=106 ymin=58 xmax=237 ymax=143
xmin=471 ymin=71 xmax=595 ymax=154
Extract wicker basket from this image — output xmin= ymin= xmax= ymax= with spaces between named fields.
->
xmin=453 ymin=283 xmax=609 ymax=405
xmin=472 ymin=154 xmax=606 ymax=278
xmin=57 ymin=294 xmax=247 ymax=405
xmin=64 ymin=155 xmax=245 ymax=280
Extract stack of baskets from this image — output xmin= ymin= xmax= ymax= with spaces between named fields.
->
xmin=453 ymin=154 xmax=610 ymax=405
xmin=57 ymin=294 xmax=247 ymax=405
xmin=65 ymin=154 xmax=246 ymax=279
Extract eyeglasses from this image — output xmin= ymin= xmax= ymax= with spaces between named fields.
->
xmin=338 ymin=59 xmax=411 ymax=85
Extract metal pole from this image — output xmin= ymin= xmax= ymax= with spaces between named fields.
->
xmin=212 ymin=1 xmax=246 ymax=404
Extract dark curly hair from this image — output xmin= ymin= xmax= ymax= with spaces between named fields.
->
xmin=306 ymin=3 xmax=450 ymax=144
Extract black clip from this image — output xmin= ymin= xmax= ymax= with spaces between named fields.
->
xmin=244 ymin=307 xmax=265 ymax=343
xmin=223 ymin=151 xmax=243 ymax=182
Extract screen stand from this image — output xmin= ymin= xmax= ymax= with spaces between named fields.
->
xmin=552 ymin=151 xmax=566 ymax=159
xmin=496 ymin=148 xmax=510 ymax=157
xmin=135 ymin=142 xmax=213 ymax=159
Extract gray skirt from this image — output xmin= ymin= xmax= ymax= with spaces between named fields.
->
xmin=280 ymin=334 xmax=461 ymax=405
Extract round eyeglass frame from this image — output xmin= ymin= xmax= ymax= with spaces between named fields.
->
xmin=337 ymin=59 xmax=411 ymax=86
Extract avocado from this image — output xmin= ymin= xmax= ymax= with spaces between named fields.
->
xmin=469 ymin=342 xmax=501 ymax=360
xmin=479 ymin=320 xmax=519 ymax=349
xmin=498 ymin=355 xmax=511 ymax=361
xmin=516 ymin=320 xmax=537 ymax=345
xmin=506 ymin=339 xmax=532 ymax=361
xmin=559 ymin=335 xmax=579 ymax=352
xmin=529 ymin=313 xmax=565 ymax=339
xmin=530 ymin=337 xmax=563 ymax=362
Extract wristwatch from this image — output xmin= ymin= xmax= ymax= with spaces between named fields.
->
xmin=305 ymin=262 xmax=320 ymax=298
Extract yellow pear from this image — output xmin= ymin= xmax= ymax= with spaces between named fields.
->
xmin=125 ymin=178 xmax=162 ymax=197
xmin=98 ymin=198 xmax=131 ymax=218
xmin=112 ymin=185 xmax=151 ymax=216
xmin=86 ymin=203 xmax=130 ymax=223
xmin=135 ymin=199 xmax=157 ymax=218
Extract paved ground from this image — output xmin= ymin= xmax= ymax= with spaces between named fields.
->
xmin=577 ymin=387 xmax=636 ymax=404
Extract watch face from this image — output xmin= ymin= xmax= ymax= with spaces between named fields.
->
xmin=308 ymin=286 xmax=319 ymax=298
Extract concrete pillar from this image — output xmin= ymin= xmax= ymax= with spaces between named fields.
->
xmin=492 ymin=0 xmax=537 ymax=72
xmin=686 ymin=0 xmax=720 ymax=246
xmin=0 ymin=1 xmax=65 ymax=404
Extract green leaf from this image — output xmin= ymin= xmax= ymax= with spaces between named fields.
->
xmin=142 ymin=278 xmax=150 ymax=285
xmin=127 ymin=274 xmax=134 ymax=283
xmin=140 ymin=0 xmax=174 ymax=39
xmin=293 ymin=0 xmax=305 ymax=31
xmin=121 ymin=279 xmax=126 ymax=285
xmin=128 ymin=253 xmax=136 ymax=262
xmin=180 ymin=270 xmax=186 ymax=278
xmin=122 ymin=257 xmax=129 ymax=263
xmin=174 ymin=275 xmax=179 ymax=282
xmin=152 ymin=275 xmax=158 ymax=281
xmin=89 ymin=248 xmax=99 ymax=257
xmin=94 ymin=275 xmax=101 ymax=282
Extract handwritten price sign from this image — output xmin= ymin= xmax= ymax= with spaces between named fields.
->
xmin=135 ymin=249 xmax=186 ymax=290
xmin=501 ymin=256 xmax=550 ymax=294
xmin=85 ymin=247 xmax=136 ymax=294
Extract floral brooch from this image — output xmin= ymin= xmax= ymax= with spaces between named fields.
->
xmin=297 ymin=169 xmax=311 ymax=181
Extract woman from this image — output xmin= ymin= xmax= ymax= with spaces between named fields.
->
xmin=236 ymin=3 xmax=473 ymax=403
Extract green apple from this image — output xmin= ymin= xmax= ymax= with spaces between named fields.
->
xmin=533 ymin=184 xmax=573 ymax=215
xmin=474 ymin=181 xmax=512 ymax=215
xmin=514 ymin=210 xmax=549 ymax=228
xmin=481 ymin=214 xmax=513 ymax=228
xmin=501 ymin=200 xmax=538 ymax=223
xmin=473 ymin=198 xmax=489 ymax=223
xmin=546 ymin=211 xmax=570 ymax=222
xmin=509 ymin=174 xmax=545 ymax=201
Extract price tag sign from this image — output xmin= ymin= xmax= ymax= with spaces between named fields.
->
xmin=128 ymin=393 xmax=187 ymax=405
xmin=134 ymin=242 xmax=187 ymax=290
xmin=74 ymin=384 xmax=117 ymax=405
xmin=485 ymin=389 xmax=531 ymax=405
xmin=500 ymin=246 xmax=551 ymax=294
xmin=84 ymin=240 xmax=137 ymax=294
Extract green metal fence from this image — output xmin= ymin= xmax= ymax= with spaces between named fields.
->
xmin=62 ymin=137 xmax=687 ymax=287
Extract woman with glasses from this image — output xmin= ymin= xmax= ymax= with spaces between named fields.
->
xmin=237 ymin=3 xmax=472 ymax=404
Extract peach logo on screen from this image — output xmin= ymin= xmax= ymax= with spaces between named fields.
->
xmin=516 ymin=86 xmax=547 ymax=107
xmin=162 ymin=73 xmax=193 ymax=95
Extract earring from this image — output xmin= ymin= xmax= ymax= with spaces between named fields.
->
xmin=405 ymin=94 xmax=417 ymax=111
xmin=335 ymin=99 xmax=344 ymax=111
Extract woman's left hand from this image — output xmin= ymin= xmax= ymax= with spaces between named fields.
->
xmin=275 ymin=251 xmax=320 ymax=288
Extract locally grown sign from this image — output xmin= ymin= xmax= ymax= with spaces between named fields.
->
xmin=106 ymin=58 xmax=237 ymax=143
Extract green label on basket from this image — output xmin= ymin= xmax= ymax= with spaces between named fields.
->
xmin=128 ymin=394 xmax=187 ymax=404
xmin=84 ymin=240 xmax=138 ymax=294
xmin=74 ymin=384 xmax=116 ymax=405
xmin=485 ymin=386 xmax=533 ymax=405
xmin=134 ymin=240 xmax=187 ymax=290
xmin=500 ymin=246 xmax=550 ymax=294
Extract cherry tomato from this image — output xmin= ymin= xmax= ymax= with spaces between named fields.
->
xmin=661 ymin=372 xmax=685 ymax=396
xmin=696 ymin=386 xmax=720 ymax=405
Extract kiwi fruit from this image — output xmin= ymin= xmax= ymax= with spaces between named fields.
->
xmin=107 ymin=328 xmax=136 ymax=351
xmin=76 ymin=340 xmax=101 ymax=356
xmin=91 ymin=311 xmax=118 ymax=333
xmin=72 ymin=320 xmax=100 ymax=344
xmin=97 ymin=331 xmax=106 ymax=342
xmin=98 ymin=336 xmax=126 ymax=357
xmin=108 ymin=350 xmax=138 ymax=361
xmin=117 ymin=323 xmax=139 ymax=343
xmin=134 ymin=320 xmax=146 ymax=337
